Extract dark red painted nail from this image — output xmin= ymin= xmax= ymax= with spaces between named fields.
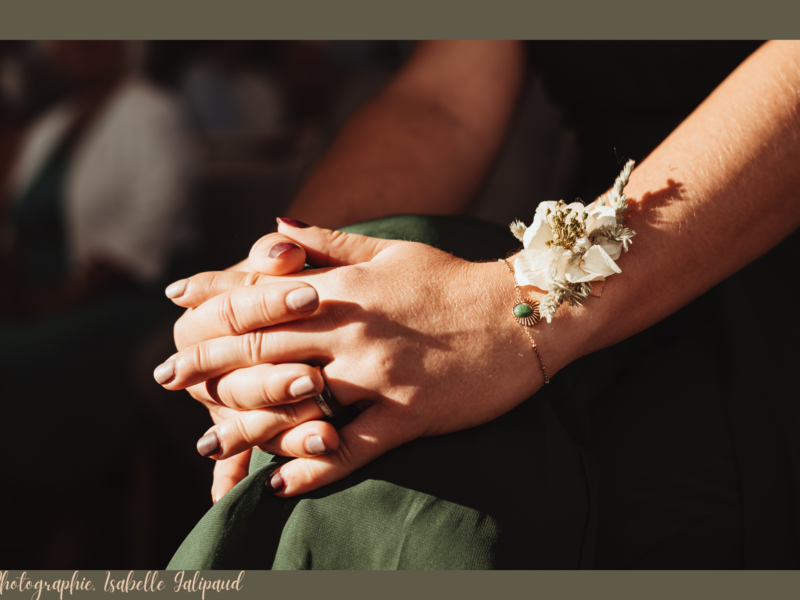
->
xmin=266 ymin=471 xmax=285 ymax=493
xmin=276 ymin=217 xmax=310 ymax=228
xmin=268 ymin=242 xmax=301 ymax=259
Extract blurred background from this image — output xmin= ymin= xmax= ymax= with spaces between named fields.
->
xmin=0 ymin=40 xmax=577 ymax=568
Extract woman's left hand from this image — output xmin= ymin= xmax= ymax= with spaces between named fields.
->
xmin=157 ymin=221 xmax=579 ymax=497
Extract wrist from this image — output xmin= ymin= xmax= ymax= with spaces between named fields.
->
xmin=485 ymin=253 xmax=591 ymax=388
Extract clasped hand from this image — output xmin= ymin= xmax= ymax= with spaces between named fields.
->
xmin=155 ymin=221 xmax=547 ymax=500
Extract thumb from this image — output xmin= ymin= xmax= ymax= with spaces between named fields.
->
xmin=249 ymin=218 xmax=400 ymax=272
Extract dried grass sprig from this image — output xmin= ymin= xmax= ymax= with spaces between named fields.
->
xmin=588 ymin=224 xmax=636 ymax=251
xmin=540 ymin=264 xmax=593 ymax=322
xmin=509 ymin=219 xmax=527 ymax=243
xmin=536 ymin=159 xmax=635 ymax=321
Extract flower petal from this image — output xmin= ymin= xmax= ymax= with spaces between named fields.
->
xmin=599 ymin=240 xmax=623 ymax=261
xmin=565 ymin=201 xmax=587 ymax=218
xmin=514 ymin=251 xmax=547 ymax=289
xmin=535 ymin=200 xmax=559 ymax=218
xmin=566 ymin=262 xmax=600 ymax=283
xmin=515 ymin=247 xmax=568 ymax=290
xmin=586 ymin=205 xmax=616 ymax=233
xmin=581 ymin=244 xmax=622 ymax=278
xmin=522 ymin=211 xmax=553 ymax=252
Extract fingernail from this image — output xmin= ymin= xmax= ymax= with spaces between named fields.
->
xmin=305 ymin=435 xmax=328 ymax=455
xmin=165 ymin=278 xmax=188 ymax=298
xmin=276 ymin=217 xmax=310 ymax=228
xmin=266 ymin=471 xmax=285 ymax=493
xmin=268 ymin=242 xmax=301 ymax=259
xmin=289 ymin=375 xmax=317 ymax=398
xmin=153 ymin=359 xmax=176 ymax=384
xmin=285 ymin=287 xmax=319 ymax=312
xmin=197 ymin=431 xmax=221 ymax=457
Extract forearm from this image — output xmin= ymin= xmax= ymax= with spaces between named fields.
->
xmin=537 ymin=41 xmax=800 ymax=372
xmin=286 ymin=41 xmax=526 ymax=229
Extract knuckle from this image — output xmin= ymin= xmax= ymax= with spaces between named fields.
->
xmin=297 ymin=459 xmax=319 ymax=483
xmin=365 ymin=348 xmax=393 ymax=372
xmin=327 ymin=229 xmax=348 ymax=248
xmin=258 ymin=376 xmax=278 ymax=407
xmin=241 ymin=330 xmax=266 ymax=363
xmin=279 ymin=401 xmax=300 ymax=425
xmin=214 ymin=378 xmax=245 ymax=410
xmin=233 ymin=414 xmax=260 ymax=447
xmin=186 ymin=342 xmax=212 ymax=376
xmin=205 ymin=271 xmax=226 ymax=294
xmin=257 ymin=288 xmax=279 ymax=326
xmin=217 ymin=294 xmax=242 ymax=335
xmin=331 ymin=436 xmax=357 ymax=473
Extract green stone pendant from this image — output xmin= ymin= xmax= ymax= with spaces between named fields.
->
xmin=512 ymin=299 xmax=540 ymax=326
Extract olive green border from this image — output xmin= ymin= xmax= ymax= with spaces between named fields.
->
xmin=1 ymin=570 xmax=800 ymax=599
xmin=2 ymin=0 xmax=798 ymax=597
xmin=0 ymin=0 xmax=798 ymax=38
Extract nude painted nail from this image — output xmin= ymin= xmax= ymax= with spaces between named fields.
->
xmin=153 ymin=359 xmax=176 ymax=384
xmin=268 ymin=242 xmax=301 ymax=259
xmin=289 ymin=376 xmax=316 ymax=398
xmin=276 ymin=217 xmax=310 ymax=228
xmin=197 ymin=431 xmax=221 ymax=457
xmin=305 ymin=435 xmax=328 ymax=455
xmin=266 ymin=471 xmax=285 ymax=493
xmin=165 ymin=278 xmax=188 ymax=298
xmin=285 ymin=287 xmax=319 ymax=312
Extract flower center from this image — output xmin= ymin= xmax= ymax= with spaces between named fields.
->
xmin=544 ymin=200 xmax=589 ymax=250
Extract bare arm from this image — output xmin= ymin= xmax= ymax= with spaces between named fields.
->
xmin=286 ymin=40 xmax=526 ymax=229
xmin=539 ymin=40 xmax=800 ymax=372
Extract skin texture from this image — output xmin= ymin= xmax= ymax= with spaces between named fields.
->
xmin=159 ymin=40 xmax=800 ymax=500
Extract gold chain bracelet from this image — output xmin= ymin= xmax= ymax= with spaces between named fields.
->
xmin=499 ymin=258 xmax=549 ymax=385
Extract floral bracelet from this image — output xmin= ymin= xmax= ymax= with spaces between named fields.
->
xmin=509 ymin=159 xmax=636 ymax=323
xmin=500 ymin=160 xmax=636 ymax=385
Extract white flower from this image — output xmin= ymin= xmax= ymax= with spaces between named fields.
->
xmin=514 ymin=201 xmax=624 ymax=290
xmin=566 ymin=245 xmax=621 ymax=283
xmin=585 ymin=204 xmax=616 ymax=233
xmin=585 ymin=204 xmax=623 ymax=260
xmin=515 ymin=246 xmax=569 ymax=290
